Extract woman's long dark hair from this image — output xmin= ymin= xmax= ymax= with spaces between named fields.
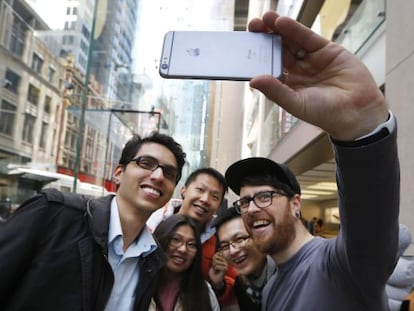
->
xmin=153 ymin=214 xmax=213 ymax=311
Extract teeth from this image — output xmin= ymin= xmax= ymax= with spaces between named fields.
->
xmin=195 ymin=205 xmax=208 ymax=213
xmin=143 ymin=187 xmax=160 ymax=197
xmin=172 ymin=256 xmax=185 ymax=263
xmin=253 ymin=220 xmax=270 ymax=228
xmin=233 ymin=256 xmax=245 ymax=264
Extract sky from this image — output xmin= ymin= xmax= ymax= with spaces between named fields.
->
xmin=26 ymin=0 xmax=66 ymax=29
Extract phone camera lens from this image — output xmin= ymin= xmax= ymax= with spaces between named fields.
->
xmin=161 ymin=63 xmax=168 ymax=70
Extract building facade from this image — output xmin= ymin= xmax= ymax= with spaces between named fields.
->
xmin=0 ymin=0 xmax=65 ymax=203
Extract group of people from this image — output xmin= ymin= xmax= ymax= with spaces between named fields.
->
xmin=0 ymin=10 xmax=400 ymax=311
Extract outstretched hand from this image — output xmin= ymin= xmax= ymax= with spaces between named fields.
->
xmin=249 ymin=11 xmax=389 ymax=141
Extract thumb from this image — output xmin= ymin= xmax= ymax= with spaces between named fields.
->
xmin=249 ymin=75 xmax=301 ymax=116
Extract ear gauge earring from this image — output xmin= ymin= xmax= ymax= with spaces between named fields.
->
xmin=295 ymin=211 xmax=301 ymax=219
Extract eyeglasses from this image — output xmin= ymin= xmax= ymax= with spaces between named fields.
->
xmin=218 ymin=236 xmax=251 ymax=254
xmin=169 ymin=235 xmax=198 ymax=253
xmin=233 ymin=190 xmax=287 ymax=215
xmin=131 ymin=156 xmax=178 ymax=182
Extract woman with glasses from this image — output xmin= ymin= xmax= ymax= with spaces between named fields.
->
xmin=213 ymin=207 xmax=276 ymax=311
xmin=150 ymin=214 xmax=220 ymax=311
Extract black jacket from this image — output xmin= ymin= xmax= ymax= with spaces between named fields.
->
xmin=234 ymin=276 xmax=261 ymax=311
xmin=0 ymin=189 xmax=166 ymax=311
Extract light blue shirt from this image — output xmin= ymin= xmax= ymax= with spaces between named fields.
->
xmin=104 ymin=198 xmax=157 ymax=311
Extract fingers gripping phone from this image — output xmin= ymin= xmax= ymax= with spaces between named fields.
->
xmin=159 ymin=31 xmax=282 ymax=81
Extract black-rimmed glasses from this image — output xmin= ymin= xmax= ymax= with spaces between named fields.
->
xmin=218 ymin=236 xmax=251 ymax=255
xmin=233 ymin=190 xmax=287 ymax=215
xmin=130 ymin=156 xmax=178 ymax=182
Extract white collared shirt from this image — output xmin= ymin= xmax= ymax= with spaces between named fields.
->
xmin=104 ymin=197 xmax=157 ymax=311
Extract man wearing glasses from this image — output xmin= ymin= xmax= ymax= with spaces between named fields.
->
xmin=213 ymin=206 xmax=277 ymax=311
xmin=0 ymin=132 xmax=187 ymax=311
xmin=223 ymin=11 xmax=400 ymax=311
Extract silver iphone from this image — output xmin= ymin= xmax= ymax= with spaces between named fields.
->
xmin=159 ymin=31 xmax=282 ymax=81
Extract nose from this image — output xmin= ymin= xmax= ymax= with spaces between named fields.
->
xmin=177 ymin=243 xmax=187 ymax=253
xmin=150 ymin=166 xmax=164 ymax=179
xmin=228 ymin=243 xmax=241 ymax=256
xmin=199 ymin=191 xmax=209 ymax=203
xmin=246 ymin=199 xmax=261 ymax=213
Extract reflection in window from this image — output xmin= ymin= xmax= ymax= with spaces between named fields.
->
xmin=0 ymin=100 xmax=16 ymax=135
xmin=22 ymin=113 xmax=36 ymax=143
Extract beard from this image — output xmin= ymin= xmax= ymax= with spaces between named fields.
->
xmin=250 ymin=206 xmax=296 ymax=256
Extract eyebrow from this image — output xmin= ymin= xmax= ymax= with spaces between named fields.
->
xmin=138 ymin=154 xmax=177 ymax=167
xmin=220 ymin=232 xmax=246 ymax=243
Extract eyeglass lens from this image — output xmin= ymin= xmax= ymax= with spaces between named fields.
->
xmin=133 ymin=156 xmax=177 ymax=181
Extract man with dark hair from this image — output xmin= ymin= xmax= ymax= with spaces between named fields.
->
xmin=0 ymin=132 xmax=186 ymax=311
xmin=224 ymin=10 xmax=400 ymax=311
xmin=213 ymin=207 xmax=276 ymax=311
xmin=147 ymin=167 xmax=239 ymax=308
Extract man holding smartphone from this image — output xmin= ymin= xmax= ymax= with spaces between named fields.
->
xmin=223 ymin=11 xmax=399 ymax=311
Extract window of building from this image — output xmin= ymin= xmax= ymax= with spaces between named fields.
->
xmin=78 ymin=55 xmax=86 ymax=68
xmin=22 ymin=113 xmax=36 ymax=143
xmin=10 ymin=19 xmax=25 ymax=57
xmin=44 ymin=96 xmax=52 ymax=114
xmin=80 ymin=40 xmax=88 ymax=54
xmin=5 ymin=69 xmax=20 ymax=93
xmin=81 ymin=24 xmax=90 ymax=39
xmin=73 ymin=7 xmax=78 ymax=15
xmin=70 ymin=21 xmax=76 ymax=30
xmin=66 ymin=7 xmax=71 ymax=15
xmin=64 ymin=21 xmax=69 ymax=30
xmin=48 ymin=66 xmax=55 ymax=83
xmin=39 ymin=121 xmax=48 ymax=148
xmin=64 ymin=127 xmax=77 ymax=151
xmin=27 ymin=84 xmax=40 ymax=106
xmin=0 ymin=100 xmax=16 ymax=136
xmin=85 ymin=127 xmax=96 ymax=158
xmin=31 ymin=53 xmax=43 ymax=74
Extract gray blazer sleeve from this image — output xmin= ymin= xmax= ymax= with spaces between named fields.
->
xmin=333 ymin=124 xmax=400 ymax=290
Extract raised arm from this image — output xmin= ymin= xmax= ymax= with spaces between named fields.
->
xmin=248 ymin=11 xmax=389 ymax=141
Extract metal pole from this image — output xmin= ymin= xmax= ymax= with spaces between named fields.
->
xmin=73 ymin=0 xmax=99 ymax=192
xmin=102 ymin=111 xmax=112 ymax=195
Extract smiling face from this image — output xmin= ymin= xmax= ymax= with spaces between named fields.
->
xmin=240 ymin=185 xmax=297 ymax=256
xmin=114 ymin=142 xmax=177 ymax=218
xmin=217 ymin=217 xmax=266 ymax=276
xmin=166 ymin=224 xmax=197 ymax=274
xmin=179 ymin=173 xmax=224 ymax=227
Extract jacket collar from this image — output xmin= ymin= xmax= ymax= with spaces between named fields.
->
xmin=86 ymin=195 xmax=115 ymax=253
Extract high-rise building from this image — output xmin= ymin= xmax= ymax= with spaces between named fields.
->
xmin=29 ymin=0 xmax=139 ymax=104
xmin=89 ymin=0 xmax=139 ymax=104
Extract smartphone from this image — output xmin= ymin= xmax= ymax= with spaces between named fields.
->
xmin=159 ymin=31 xmax=282 ymax=81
